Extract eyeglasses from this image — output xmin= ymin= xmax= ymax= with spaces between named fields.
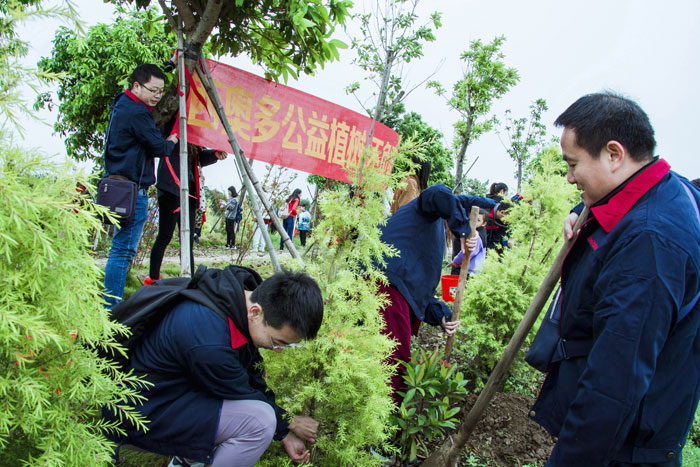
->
xmin=139 ymin=82 xmax=165 ymax=96
xmin=269 ymin=335 xmax=304 ymax=350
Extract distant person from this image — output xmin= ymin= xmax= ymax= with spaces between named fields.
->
xmin=194 ymin=172 xmax=207 ymax=244
xmin=527 ymin=92 xmax=700 ymax=466
xmin=485 ymin=202 xmax=512 ymax=251
xmin=224 ymin=186 xmax=239 ymax=250
xmin=375 ymin=184 xmax=496 ymax=403
xmin=487 ymin=182 xmax=508 ymax=202
xmin=253 ymin=211 xmax=271 ymax=254
xmin=104 ymin=267 xmax=324 ymax=467
xmin=280 ymin=189 xmax=301 ymax=251
xmin=390 ymin=156 xmax=431 ymax=214
xmin=297 ymin=203 xmax=311 ymax=248
xmin=103 ymin=63 xmax=178 ymax=309
xmin=146 ymin=142 xmax=225 ymax=284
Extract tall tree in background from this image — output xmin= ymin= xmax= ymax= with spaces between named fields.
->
xmin=345 ymin=0 xmax=442 ymax=125
xmin=38 ymin=0 xmax=352 ymax=162
xmin=498 ymin=98 xmax=548 ymax=192
xmin=386 ymin=110 xmax=453 ymax=186
xmin=428 ymin=35 xmax=519 ymax=193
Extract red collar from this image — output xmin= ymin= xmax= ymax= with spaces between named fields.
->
xmin=227 ymin=317 xmax=248 ymax=349
xmin=591 ymin=158 xmax=671 ymax=233
xmin=124 ymin=89 xmax=154 ymax=112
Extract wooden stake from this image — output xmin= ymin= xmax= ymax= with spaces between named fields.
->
xmin=422 ymin=207 xmax=589 ymax=467
xmin=444 ymin=206 xmax=481 ymax=361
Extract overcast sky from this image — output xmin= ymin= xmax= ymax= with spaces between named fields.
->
xmin=17 ymin=0 xmax=700 ymax=196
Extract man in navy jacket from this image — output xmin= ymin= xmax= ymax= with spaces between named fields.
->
xmin=106 ymin=267 xmax=322 ymax=466
xmin=103 ymin=63 xmax=178 ymax=309
xmin=529 ymin=92 xmax=700 ymax=466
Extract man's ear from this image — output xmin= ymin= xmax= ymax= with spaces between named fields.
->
xmin=605 ymin=140 xmax=626 ymax=173
xmin=247 ymin=303 xmax=263 ymax=321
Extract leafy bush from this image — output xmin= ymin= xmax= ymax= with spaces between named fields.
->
xmin=392 ymin=348 xmax=468 ymax=463
xmin=453 ymin=148 xmax=579 ymax=389
xmin=0 ymin=144 xmax=148 ymax=465
xmin=257 ymin=142 xmax=426 ymax=466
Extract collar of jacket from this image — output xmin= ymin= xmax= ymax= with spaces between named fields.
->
xmin=124 ymin=88 xmax=154 ymax=112
xmin=590 ymin=157 xmax=670 ymax=233
xmin=228 ymin=317 xmax=248 ymax=349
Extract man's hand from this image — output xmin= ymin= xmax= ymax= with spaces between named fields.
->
xmin=288 ymin=415 xmax=319 ymax=444
xmin=169 ymin=50 xmax=177 ymax=65
xmin=214 ymin=150 xmax=227 ymax=160
xmin=460 ymin=235 xmax=477 ymax=254
xmin=564 ymin=212 xmax=579 ymax=241
xmin=167 ymin=134 xmax=179 ymax=144
xmin=441 ymin=316 xmax=460 ymax=336
xmin=282 ymin=432 xmax=310 ymax=464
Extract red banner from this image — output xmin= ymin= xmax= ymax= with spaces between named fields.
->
xmin=186 ymin=59 xmax=399 ymax=183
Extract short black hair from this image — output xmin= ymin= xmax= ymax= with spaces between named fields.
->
xmin=496 ymin=202 xmax=511 ymax=213
xmin=554 ymin=91 xmax=656 ymax=162
xmin=691 ymin=179 xmax=700 ymax=190
xmin=130 ymin=63 xmax=166 ymax=88
xmin=250 ymin=269 xmax=323 ymax=339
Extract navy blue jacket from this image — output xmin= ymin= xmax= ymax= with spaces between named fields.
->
xmin=105 ymin=266 xmax=290 ymax=464
xmin=530 ymin=159 xmax=700 ymax=466
xmin=156 ymin=145 xmax=218 ymax=197
xmin=111 ymin=300 xmax=290 ymax=463
xmin=378 ymin=184 xmax=495 ymax=322
xmin=104 ymin=90 xmax=175 ymax=188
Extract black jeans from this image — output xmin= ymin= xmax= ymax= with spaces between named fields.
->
xmin=225 ymin=218 xmax=237 ymax=247
xmin=149 ymin=191 xmax=195 ymax=279
xmin=299 ymin=230 xmax=308 ymax=247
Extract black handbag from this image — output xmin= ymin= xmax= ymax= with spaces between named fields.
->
xmin=96 ymin=176 xmax=138 ymax=226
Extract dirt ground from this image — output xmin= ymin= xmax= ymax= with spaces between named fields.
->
xmin=456 ymin=392 xmax=555 ymax=466
xmin=411 ymin=326 xmax=555 ymax=466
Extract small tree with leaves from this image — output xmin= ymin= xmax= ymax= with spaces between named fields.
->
xmin=498 ymin=98 xmax=549 ymax=192
xmin=453 ymin=148 xmax=579 ymax=389
xmin=428 ymin=35 xmax=519 ymax=193
xmin=257 ymin=141 xmax=429 ymax=466
xmin=346 ymin=0 xmax=442 ymax=125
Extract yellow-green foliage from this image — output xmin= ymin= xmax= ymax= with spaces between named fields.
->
xmin=0 ymin=143 xmax=148 ymax=466
xmin=454 ymin=149 xmax=580 ymax=389
xmin=258 ymin=145 xmax=426 ymax=466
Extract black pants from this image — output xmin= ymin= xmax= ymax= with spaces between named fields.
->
xmin=299 ymin=230 xmax=308 ymax=247
xmin=149 ymin=191 xmax=195 ymax=279
xmin=225 ymin=218 xmax=237 ymax=247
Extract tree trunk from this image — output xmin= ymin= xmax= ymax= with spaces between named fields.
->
xmin=453 ymin=115 xmax=473 ymax=194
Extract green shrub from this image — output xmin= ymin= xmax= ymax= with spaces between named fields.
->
xmin=257 ymin=142 xmax=426 ymax=466
xmin=454 ymin=148 xmax=579 ymax=389
xmin=393 ymin=348 xmax=468 ymax=463
xmin=0 ymin=145 xmax=148 ymax=465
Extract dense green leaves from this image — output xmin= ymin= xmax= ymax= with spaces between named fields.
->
xmin=36 ymin=7 xmax=175 ymax=164
xmin=453 ymin=149 xmax=580 ymax=390
xmin=392 ymin=348 xmax=468 ymax=463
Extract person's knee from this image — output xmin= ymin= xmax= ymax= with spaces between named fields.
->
xmin=256 ymin=402 xmax=277 ymax=443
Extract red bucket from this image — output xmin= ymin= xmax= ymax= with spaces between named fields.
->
xmin=441 ymin=275 xmax=460 ymax=302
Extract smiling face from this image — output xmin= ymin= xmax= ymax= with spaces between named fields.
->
xmin=561 ymin=128 xmax=618 ymax=207
xmin=131 ymin=76 xmax=165 ymax=107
